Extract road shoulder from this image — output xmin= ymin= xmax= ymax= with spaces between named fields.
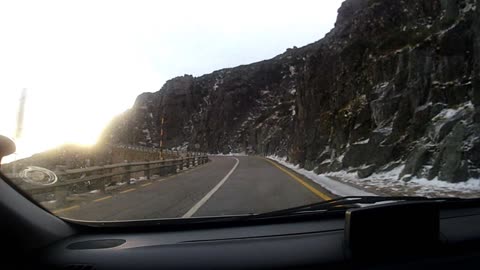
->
xmin=265 ymin=157 xmax=376 ymax=197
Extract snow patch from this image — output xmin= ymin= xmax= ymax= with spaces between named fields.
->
xmin=172 ymin=142 xmax=189 ymax=152
xmin=325 ymin=164 xmax=480 ymax=198
xmin=289 ymin=66 xmax=296 ymax=77
xmin=373 ymin=82 xmax=389 ymax=93
xmin=461 ymin=1 xmax=476 ymax=13
xmin=353 ymin=138 xmax=370 ymax=145
xmin=290 ymin=105 xmax=296 ymax=116
xmin=321 ymin=159 xmax=332 ymax=165
xmin=373 ymin=126 xmax=393 ymax=136
xmin=415 ymin=102 xmax=432 ymax=112
xmin=433 ymin=101 xmax=474 ymax=121
xmin=213 ymin=77 xmax=223 ymax=91
xmin=411 ymin=177 xmax=480 ymax=192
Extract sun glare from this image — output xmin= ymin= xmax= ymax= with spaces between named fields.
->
xmin=0 ymin=0 xmax=343 ymax=163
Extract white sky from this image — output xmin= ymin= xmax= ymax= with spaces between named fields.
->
xmin=0 ymin=0 xmax=343 ymax=162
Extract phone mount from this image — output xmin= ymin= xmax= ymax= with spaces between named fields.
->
xmin=345 ymin=201 xmax=440 ymax=261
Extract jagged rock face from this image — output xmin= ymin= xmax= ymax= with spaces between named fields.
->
xmin=103 ymin=0 xmax=480 ymax=183
xmin=104 ymin=60 xmax=297 ymax=155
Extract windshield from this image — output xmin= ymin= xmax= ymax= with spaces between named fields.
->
xmin=1 ymin=0 xmax=479 ymax=222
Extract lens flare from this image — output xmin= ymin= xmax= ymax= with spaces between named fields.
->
xmin=19 ymin=166 xmax=58 ymax=185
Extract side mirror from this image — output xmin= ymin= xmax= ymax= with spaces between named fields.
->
xmin=0 ymin=135 xmax=16 ymax=166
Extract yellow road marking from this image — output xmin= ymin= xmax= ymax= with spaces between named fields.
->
xmin=53 ymin=205 xmax=80 ymax=214
xmin=93 ymin=196 xmax=112 ymax=202
xmin=120 ymin=188 xmax=136 ymax=194
xmin=141 ymin=183 xmax=152 ymax=187
xmin=265 ymin=158 xmax=332 ymax=201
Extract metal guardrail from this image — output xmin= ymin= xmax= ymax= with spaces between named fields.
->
xmin=111 ymin=143 xmax=199 ymax=157
xmin=16 ymin=154 xmax=209 ymax=207
xmin=114 ymin=144 xmax=166 ymax=153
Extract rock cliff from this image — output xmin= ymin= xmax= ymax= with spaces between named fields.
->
xmin=102 ymin=0 xmax=480 ymax=183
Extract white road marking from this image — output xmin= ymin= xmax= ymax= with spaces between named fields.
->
xmin=182 ymin=157 xmax=240 ymax=218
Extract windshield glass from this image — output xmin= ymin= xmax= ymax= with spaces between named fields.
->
xmin=1 ymin=0 xmax=480 ymax=222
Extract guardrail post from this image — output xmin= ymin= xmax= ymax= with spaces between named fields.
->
xmin=160 ymin=160 xmax=165 ymax=176
xmin=101 ymin=167 xmax=111 ymax=193
xmin=99 ymin=178 xmax=107 ymax=193
xmin=178 ymin=158 xmax=182 ymax=171
xmin=124 ymin=164 xmax=132 ymax=184
xmin=156 ymin=160 xmax=162 ymax=176
xmin=157 ymin=161 xmax=164 ymax=176
xmin=54 ymin=187 xmax=68 ymax=208
xmin=146 ymin=163 xmax=151 ymax=180
xmin=169 ymin=160 xmax=175 ymax=175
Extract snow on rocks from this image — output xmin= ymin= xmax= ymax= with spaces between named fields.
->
xmin=269 ymin=155 xmax=480 ymax=198
xmin=325 ymin=165 xmax=480 ymax=198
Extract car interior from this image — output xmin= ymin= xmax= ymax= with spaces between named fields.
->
xmin=2 ymin=0 xmax=480 ymax=269
xmin=2 ymin=136 xmax=480 ymax=269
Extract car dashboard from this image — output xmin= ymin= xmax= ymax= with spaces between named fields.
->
xmin=35 ymin=204 xmax=480 ymax=270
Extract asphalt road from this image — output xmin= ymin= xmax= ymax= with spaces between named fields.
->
xmin=58 ymin=156 xmax=333 ymax=221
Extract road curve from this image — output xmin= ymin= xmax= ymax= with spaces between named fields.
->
xmin=59 ymin=156 xmax=332 ymax=221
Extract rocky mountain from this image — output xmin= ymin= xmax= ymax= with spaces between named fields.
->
xmin=102 ymin=0 xmax=480 ymax=183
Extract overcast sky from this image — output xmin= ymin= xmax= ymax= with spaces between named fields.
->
xmin=0 ymin=0 xmax=344 ymax=161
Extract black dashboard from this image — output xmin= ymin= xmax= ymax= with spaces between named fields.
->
xmin=35 ymin=204 xmax=480 ymax=270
